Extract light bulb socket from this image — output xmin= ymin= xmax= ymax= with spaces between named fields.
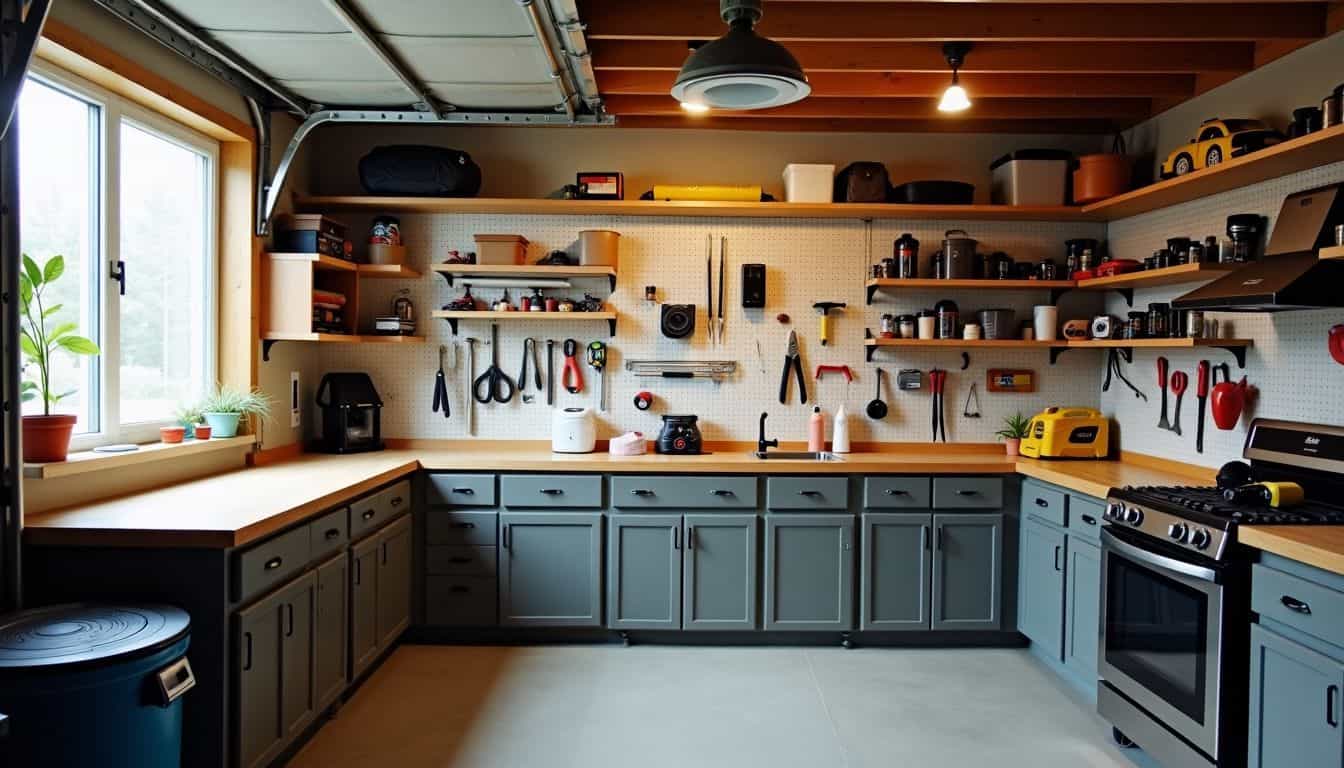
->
xmin=942 ymin=42 xmax=972 ymax=71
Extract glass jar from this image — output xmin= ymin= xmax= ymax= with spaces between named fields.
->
xmin=1079 ymin=248 xmax=1095 ymax=272
xmin=1186 ymin=310 xmax=1205 ymax=338
xmin=881 ymin=258 xmax=897 ymax=278
xmin=1186 ymin=243 xmax=1203 ymax=264
xmin=1148 ymin=303 xmax=1170 ymax=338
xmin=1037 ymin=259 xmax=1058 ymax=281
xmin=934 ymin=299 xmax=959 ymax=340
xmin=879 ymin=313 xmax=896 ymax=338
xmin=898 ymin=314 xmax=917 ymax=338
xmin=1125 ymin=311 xmax=1147 ymax=339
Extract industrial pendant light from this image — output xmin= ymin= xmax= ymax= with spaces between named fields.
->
xmin=671 ymin=0 xmax=810 ymax=111
xmin=938 ymin=42 xmax=972 ymax=113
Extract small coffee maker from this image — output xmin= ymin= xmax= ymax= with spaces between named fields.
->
xmin=315 ymin=372 xmax=384 ymax=453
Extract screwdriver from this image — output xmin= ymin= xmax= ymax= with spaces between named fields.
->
xmin=586 ymin=341 xmax=608 ymax=412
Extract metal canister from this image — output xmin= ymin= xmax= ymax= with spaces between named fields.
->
xmin=895 ymin=233 xmax=920 ymax=278
xmin=879 ymin=313 xmax=897 ymax=338
xmin=1186 ymin=310 xmax=1204 ymax=338
xmin=1079 ymin=248 xmax=1095 ymax=273
xmin=1147 ymin=303 xmax=1170 ymax=338
xmin=1125 ymin=311 xmax=1147 ymax=339
xmin=881 ymin=258 xmax=897 ymax=278
xmin=1186 ymin=242 xmax=1203 ymax=265
xmin=1037 ymin=259 xmax=1058 ymax=281
xmin=1323 ymin=85 xmax=1343 ymax=129
xmin=393 ymin=289 xmax=414 ymax=322
xmin=934 ymin=299 xmax=959 ymax=340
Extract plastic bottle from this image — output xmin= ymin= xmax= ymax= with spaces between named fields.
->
xmin=808 ymin=406 xmax=825 ymax=452
xmin=832 ymin=403 xmax=850 ymax=453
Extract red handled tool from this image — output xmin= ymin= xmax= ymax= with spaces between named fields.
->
xmin=930 ymin=369 xmax=948 ymax=443
xmin=1196 ymin=360 xmax=1210 ymax=453
xmin=562 ymin=338 xmax=584 ymax=394
xmin=1170 ymin=370 xmax=1188 ymax=437
xmin=813 ymin=365 xmax=854 ymax=382
xmin=1156 ymin=356 xmax=1171 ymax=431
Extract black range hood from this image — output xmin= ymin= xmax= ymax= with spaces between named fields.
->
xmin=1174 ymin=183 xmax=1344 ymax=312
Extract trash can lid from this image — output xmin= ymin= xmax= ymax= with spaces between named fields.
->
xmin=0 ymin=603 xmax=189 ymax=669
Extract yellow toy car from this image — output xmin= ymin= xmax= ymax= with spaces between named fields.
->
xmin=1161 ymin=118 xmax=1284 ymax=178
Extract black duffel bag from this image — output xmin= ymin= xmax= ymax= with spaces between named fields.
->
xmin=358 ymin=145 xmax=482 ymax=197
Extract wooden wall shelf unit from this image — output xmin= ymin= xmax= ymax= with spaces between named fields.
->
xmin=865 ymin=278 xmax=1075 ymax=304
xmin=431 ymin=310 xmax=618 ymax=336
xmin=356 ymin=263 xmax=421 ymax=279
xmin=1073 ymin=262 xmax=1242 ymax=306
xmin=864 ymin=335 xmax=1252 ymax=367
xmin=431 ymin=263 xmax=618 ymax=291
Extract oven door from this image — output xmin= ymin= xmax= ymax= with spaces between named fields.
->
xmin=1100 ymin=527 xmax=1226 ymax=761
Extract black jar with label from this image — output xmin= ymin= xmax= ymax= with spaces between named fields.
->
xmin=934 ymin=299 xmax=960 ymax=340
xmin=1148 ymin=303 xmax=1170 ymax=338
xmin=1125 ymin=311 xmax=1147 ymax=339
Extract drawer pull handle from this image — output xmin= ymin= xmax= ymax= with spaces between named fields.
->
xmin=672 ymin=527 xmax=680 ymax=550
xmin=1035 ymin=498 xmax=1049 ymax=507
xmin=1329 ymin=685 xmax=1339 ymax=728
xmin=362 ymin=510 xmax=376 ymax=521
xmin=390 ymin=496 xmax=404 ymax=507
xmin=324 ymin=528 xmax=341 ymax=541
xmin=1053 ymin=545 xmax=1062 ymax=572
xmin=1081 ymin=514 xmax=1097 ymax=526
xmin=502 ymin=525 xmax=511 ymax=549
xmin=957 ymin=490 xmax=980 ymax=497
xmin=1281 ymin=595 xmax=1313 ymax=615
xmin=686 ymin=526 xmax=695 ymax=550
xmin=243 ymin=632 xmax=253 ymax=671
xmin=449 ymin=585 xmax=471 ymax=594
xmin=448 ymin=556 xmax=473 ymax=564
xmin=797 ymin=490 xmax=821 ymax=497
xmin=286 ymin=603 xmax=294 ymax=637
xmin=539 ymin=488 xmax=564 ymax=495
xmin=710 ymin=489 xmax=735 ymax=496
xmin=922 ymin=525 xmax=930 ymax=550
xmin=884 ymin=488 xmax=909 ymax=496
xmin=631 ymin=489 xmax=654 ymax=497
xmin=452 ymin=487 xmax=475 ymax=495
xmin=264 ymin=557 xmax=283 ymax=571
xmin=450 ymin=522 xmax=476 ymax=530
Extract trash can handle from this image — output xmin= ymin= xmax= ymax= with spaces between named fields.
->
xmin=155 ymin=657 xmax=196 ymax=707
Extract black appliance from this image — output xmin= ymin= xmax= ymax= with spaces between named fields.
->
xmin=660 ymin=304 xmax=696 ymax=339
xmin=833 ymin=162 xmax=889 ymax=203
xmin=315 ymin=373 xmax=384 ymax=454
xmin=1098 ymin=419 xmax=1344 ymax=768
xmin=889 ymin=180 xmax=975 ymax=205
xmin=741 ymin=264 xmax=766 ymax=308
xmin=656 ymin=415 xmax=703 ymax=455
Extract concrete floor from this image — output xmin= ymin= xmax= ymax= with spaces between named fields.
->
xmin=288 ymin=645 xmax=1153 ymax=768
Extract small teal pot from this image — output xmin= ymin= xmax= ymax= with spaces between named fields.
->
xmin=202 ymin=412 xmax=241 ymax=438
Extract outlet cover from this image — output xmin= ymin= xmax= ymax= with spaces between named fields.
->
xmin=290 ymin=371 xmax=301 ymax=428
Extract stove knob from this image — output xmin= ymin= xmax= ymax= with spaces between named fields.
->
xmin=1189 ymin=529 xmax=1211 ymax=550
xmin=1168 ymin=522 xmax=1188 ymax=542
xmin=1124 ymin=506 xmax=1144 ymax=525
xmin=1105 ymin=502 xmax=1125 ymax=521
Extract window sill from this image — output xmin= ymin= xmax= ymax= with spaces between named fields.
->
xmin=23 ymin=435 xmax=256 ymax=480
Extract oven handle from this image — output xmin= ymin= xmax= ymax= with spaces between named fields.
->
xmin=1101 ymin=528 xmax=1219 ymax=584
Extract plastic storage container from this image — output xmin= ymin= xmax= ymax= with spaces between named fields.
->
xmin=473 ymin=234 xmax=529 ymax=265
xmin=0 ymin=603 xmax=194 ymax=768
xmin=578 ymin=230 xmax=620 ymax=267
xmin=990 ymin=149 xmax=1072 ymax=206
xmin=782 ymin=163 xmax=835 ymax=203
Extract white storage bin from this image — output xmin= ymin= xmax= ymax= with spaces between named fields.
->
xmin=782 ymin=163 xmax=835 ymax=203
xmin=989 ymin=150 xmax=1071 ymax=206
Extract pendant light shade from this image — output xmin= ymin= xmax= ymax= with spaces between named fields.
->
xmin=671 ymin=0 xmax=810 ymax=111
xmin=938 ymin=42 xmax=973 ymax=114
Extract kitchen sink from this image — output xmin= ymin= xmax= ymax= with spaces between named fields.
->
xmin=752 ymin=451 xmax=845 ymax=461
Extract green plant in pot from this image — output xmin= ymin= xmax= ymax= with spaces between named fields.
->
xmin=197 ymin=386 xmax=271 ymax=438
xmin=996 ymin=412 xmax=1031 ymax=458
xmin=19 ymin=254 xmax=100 ymax=463
xmin=174 ymin=404 xmax=203 ymax=439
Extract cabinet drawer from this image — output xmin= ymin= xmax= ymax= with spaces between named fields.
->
xmin=350 ymin=480 xmax=412 ymax=540
xmin=767 ymin=477 xmax=849 ymax=510
xmin=501 ymin=474 xmax=602 ymax=508
xmin=425 ymin=510 xmax=497 ymax=546
xmin=1066 ymin=495 xmax=1105 ymax=543
xmin=426 ymin=546 xmax=497 ymax=577
xmin=308 ymin=508 xmax=349 ymax=562
xmin=425 ymin=473 xmax=496 ymax=507
xmin=234 ymin=525 xmax=310 ymax=603
xmin=1252 ymin=564 xmax=1344 ymax=648
xmin=863 ymin=477 xmax=931 ymax=509
xmin=611 ymin=475 xmax=757 ymax=509
xmin=933 ymin=477 xmax=1003 ymax=509
xmin=425 ymin=576 xmax=497 ymax=626
xmin=1021 ymin=479 xmax=1067 ymax=526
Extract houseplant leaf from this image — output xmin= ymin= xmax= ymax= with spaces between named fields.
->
xmin=42 ymin=255 xmax=64 ymax=283
xmin=47 ymin=321 xmax=77 ymax=341
xmin=19 ymin=333 xmax=39 ymax=360
xmin=18 ymin=273 xmax=31 ymax=306
xmin=55 ymin=335 xmax=99 ymax=355
xmin=22 ymin=253 xmax=42 ymax=287
xmin=41 ymin=303 xmax=63 ymax=318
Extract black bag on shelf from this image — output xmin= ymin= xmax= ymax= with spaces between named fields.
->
xmin=833 ymin=162 xmax=890 ymax=203
xmin=358 ymin=145 xmax=483 ymax=197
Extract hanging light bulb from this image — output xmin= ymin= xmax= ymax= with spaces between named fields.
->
xmin=938 ymin=42 xmax=972 ymax=114
xmin=680 ymin=101 xmax=711 ymax=114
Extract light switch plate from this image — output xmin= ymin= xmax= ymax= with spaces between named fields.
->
xmin=290 ymin=371 xmax=301 ymax=428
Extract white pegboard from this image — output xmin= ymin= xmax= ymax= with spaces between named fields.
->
xmin=317 ymin=212 xmax=1106 ymax=445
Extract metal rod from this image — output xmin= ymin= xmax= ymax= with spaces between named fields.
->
xmin=318 ymin=0 xmax=449 ymax=114
xmin=0 ymin=0 xmax=50 ymax=142
xmin=547 ymin=0 xmax=603 ymax=112
xmin=517 ymin=0 xmax=577 ymax=121
xmin=245 ymin=97 xmax=272 ymax=236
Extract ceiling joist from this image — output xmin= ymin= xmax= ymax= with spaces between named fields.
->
xmin=614 ymin=115 xmax=1123 ymax=134
xmin=603 ymin=94 xmax=1153 ymax=120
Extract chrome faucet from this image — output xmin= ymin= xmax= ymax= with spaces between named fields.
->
xmin=758 ymin=412 xmax=779 ymax=455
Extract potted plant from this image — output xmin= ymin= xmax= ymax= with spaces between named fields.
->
xmin=19 ymin=254 xmax=99 ymax=462
xmin=197 ymin=385 xmax=271 ymax=438
xmin=996 ymin=412 xmax=1031 ymax=457
xmin=174 ymin=404 xmax=203 ymax=439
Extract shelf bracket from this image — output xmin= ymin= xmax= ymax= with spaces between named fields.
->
xmin=607 ymin=316 xmax=617 ymax=337
xmin=960 ymin=352 xmax=970 ymax=370
xmin=1049 ymin=287 xmax=1071 ymax=306
xmin=262 ymin=339 xmax=279 ymax=362
xmin=608 ymin=273 xmax=616 ymax=292
xmin=1049 ymin=346 xmax=1068 ymax=365
xmin=1214 ymin=343 xmax=1248 ymax=369
xmin=444 ymin=318 xmax=460 ymax=335
xmin=864 ymin=329 xmax=876 ymax=362
xmin=866 ymin=284 xmax=879 ymax=305
xmin=437 ymin=271 xmax=455 ymax=288
xmin=1115 ymin=288 xmax=1134 ymax=308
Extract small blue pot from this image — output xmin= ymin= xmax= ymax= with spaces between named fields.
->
xmin=202 ymin=412 xmax=241 ymax=438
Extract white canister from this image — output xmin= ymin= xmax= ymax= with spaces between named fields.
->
xmin=1032 ymin=305 xmax=1059 ymax=341
xmin=963 ymin=323 xmax=982 ymax=340
xmin=917 ymin=312 xmax=937 ymax=340
xmin=551 ymin=407 xmax=596 ymax=453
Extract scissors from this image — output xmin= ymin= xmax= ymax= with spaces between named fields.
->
xmin=473 ymin=324 xmax=515 ymax=404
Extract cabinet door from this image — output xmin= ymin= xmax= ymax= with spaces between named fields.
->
xmin=1063 ymin=535 xmax=1101 ymax=681
xmin=683 ymin=514 xmax=758 ymax=631
xmin=236 ymin=590 xmax=284 ymax=768
xmin=1018 ymin=515 xmax=1067 ymax=657
xmin=350 ymin=537 xmax=380 ymax=678
xmin=499 ymin=512 xmax=603 ymax=627
xmin=607 ymin=514 xmax=682 ymax=630
xmin=931 ymin=513 xmax=1002 ymax=631
xmin=376 ymin=516 xmax=413 ymax=649
xmin=860 ymin=513 xmax=932 ymax=631
xmin=314 ymin=554 xmax=348 ymax=712
xmin=278 ymin=572 xmax=316 ymax=741
xmin=1249 ymin=624 xmax=1344 ymax=768
xmin=764 ymin=514 xmax=855 ymax=631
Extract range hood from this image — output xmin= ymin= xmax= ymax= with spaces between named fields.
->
xmin=1173 ymin=184 xmax=1344 ymax=312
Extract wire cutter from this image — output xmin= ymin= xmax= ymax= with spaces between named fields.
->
xmin=779 ymin=330 xmax=807 ymax=404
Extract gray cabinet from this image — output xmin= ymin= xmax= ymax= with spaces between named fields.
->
xmin=235 ymin=571 xmax=316 ymax=768
xmin=1018 ymin=514 xmax=1066 ymax=657
xmin=931 ymin=513 xmax=1002 ymax=630
xmin=376 ymin=516 xmax=413 ymax=649
xmin=1063 ymin=536 xmax=1101 ymax=681
xmin=350 ymin=535 xmax=380 ymax=678
xmin=313 ymin=554 xmax=347 ymax=713
xmin=1249 ymin=623 xmax=1344 ymax=768
xmin=683 ymin=514 xmax=758 ymax=630
xmin=764 ymin=514 xmax=855 ymax=631
xmin=499 ymin=512 xmax=603 ymax=627
xmin=607 ymin=514 xmax=682 ymax=630
xmin=279 ymin=574 xmax=316 ymax=741
xmin=860 ymin=513 xmax=930 ymax=631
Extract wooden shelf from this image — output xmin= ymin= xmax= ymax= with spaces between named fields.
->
xmin=259 ymin=333 xmax=424 ymax=360
xmin=864 ymin=335 xmax=1252 ymax=366
xmin=431 ymin=263 xmax=617 ymax=290
xmin=865 ymin=338 xmax=1058 ymax=349
xmin=298 ymin=195 xmax=1101 ymax=223
xmin=431 ymin=310 xmax=618 ymax=336
xmin=1074 ymin=262 xmax=1241 ymax=290
xmin=356 ymin=263 xmax=421 ymax=279
xmin=866 ymin=277 xmax=1075 ymax=304
xmin=267 ymin=252 xmax=355 ymax=272
xmin=1064 ymin=337 xmax=1252 ymax=350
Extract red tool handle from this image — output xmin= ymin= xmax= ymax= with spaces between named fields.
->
xmin=1157 ymin=356 xmax=1169 ymax=388
xmin=1170 ymin=370 xmax=1188 ymax=396
xmin=1197 ymin=360 xmax=1210 ymax=397
xmin=814 ymin=364 xmax=854 ymax=382
xmin=562 ymin=338 xmax=584 ymax=394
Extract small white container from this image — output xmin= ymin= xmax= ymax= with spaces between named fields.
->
xmin=783 ymin=164 xmax=836 ymax=203
xmin=1033 ymin=305 xmax=1059 ymax=341
xmin=917 ymin=314 xmax=937 ymax=340
xmin=552 ymin=407 xmax=596 ymax=453
xmin=832 ymin=404 xmax=850 ymax=453
xmin=963 ymin=324 xmax=982 ymax=340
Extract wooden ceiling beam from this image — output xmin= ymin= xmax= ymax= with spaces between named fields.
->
xmin=588 ymin=40 xmax=1256 ymax=74
xmin=582 ymin=1 xmax=1326 ymax=42
xmin=614 ymin=115 xmax=1120 ymax=134
xmin=597 ymin=70 xmax=1195 ymax=98
xmin=603 ymin=95 xmax=1152 ymax=120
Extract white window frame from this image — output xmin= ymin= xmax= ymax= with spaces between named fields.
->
xmin=26 ymin=60 xmax=219 ymax=450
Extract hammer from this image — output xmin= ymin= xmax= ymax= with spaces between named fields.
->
xmin=812 ymin=302 xmax=847 ymax=346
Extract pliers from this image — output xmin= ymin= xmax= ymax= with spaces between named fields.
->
xmin=930 ymin=368 xmax=947 ymax=442
xmin=778 ymin=330 xmax=807 ymax=404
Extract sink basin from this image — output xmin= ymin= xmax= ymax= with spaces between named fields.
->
xmin=752 ymin=451 xmax=844 ymax=461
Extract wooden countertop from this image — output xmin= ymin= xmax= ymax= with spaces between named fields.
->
xmin=21 ymin=441 xmax=1213 ymax=550
xmin=1240 ymin=527 xmax=1344 ymax=577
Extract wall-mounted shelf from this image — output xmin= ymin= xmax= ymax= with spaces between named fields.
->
xmin=1072 ymin=262 xmax=1242 ymax=306
xmin=260 ymin=333 xmax=424 ymax=361
xmin=865 ymin=278 xmax=1076 ymax=305
xmin=431 ymin=263 xmax=617 ymax=291
xmin=863 ymin=335 xmax=1252 ymax=367
xmin=269 ymin=252 xmax=355 ymax=272
xmin=863 ymin=337 xmax=1058 ymax=361
xmin=356 ymin=263 xmax=421 ymax=279
xmin=431 ymin=310 xmax=617 ymax=336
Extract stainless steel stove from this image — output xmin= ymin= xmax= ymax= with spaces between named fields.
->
xmin=1098 ymin=419 xmax=1344 ymax=768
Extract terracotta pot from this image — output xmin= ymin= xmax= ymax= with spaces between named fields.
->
xmin=1073 ymin=154 xmax=1132 ymax=205
xmin=194 ymin=424 xmax=213 ymax=440
xmin=22 ymin=414 xmax=78 ymax=463
xmin=160 ymin=426 xmax=186 ymax=444
xmin=1004 ymin=438 xmax=1021 ymax=457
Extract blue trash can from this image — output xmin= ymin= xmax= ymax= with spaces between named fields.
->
xmin=0 ymin=603 xmax=194 ymax=768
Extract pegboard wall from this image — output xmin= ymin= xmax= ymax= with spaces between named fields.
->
xmin=1101 ymin=158 xmax=1344 ymax=468
xmin=315 ymin=212 xmax=1106 ymax=446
